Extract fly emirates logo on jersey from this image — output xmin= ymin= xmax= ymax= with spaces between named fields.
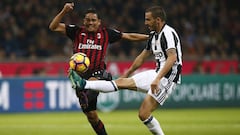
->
xmin=78 ymin=39 xmax=102 ymax=50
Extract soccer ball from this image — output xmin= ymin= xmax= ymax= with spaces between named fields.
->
xmin=69 ymin=52 xmax=90 ymax=73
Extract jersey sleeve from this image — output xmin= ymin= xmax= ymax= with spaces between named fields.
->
xmin=66 ymin=25 xmax=79 ymax=41
xmin=106 ymin=28 xmax=122 ymax=43
xmin=145 ymin=32 xmax=154 ymax=51
xmin=164 ymin=30 xmax=176 ymax=50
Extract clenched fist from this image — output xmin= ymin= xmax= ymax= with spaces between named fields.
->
xmin=63 ymin=2 xmax=74 ymax=13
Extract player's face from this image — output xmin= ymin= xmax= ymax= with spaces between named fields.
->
xmin=83 ymin=13 xmax=101 ymax=32
xmin=144 ymin=12 xmax=157 ymax=31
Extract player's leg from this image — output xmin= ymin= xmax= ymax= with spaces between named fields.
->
xmin=116 ymin=70 xmax=157 ymax=93
xmin=84 ymin=110 xmax=107 ymax=135
xmin=140 ymin=78 xmax=177 ymax=135
xmin=69 ymin=69 xmax=156 ymax=93
xmin=139 ymin=95 xmax=164 ymax=135
xmin=69 ymin=68 xmax=137 ymax=92
xmin=87 ymin=70 xmax=157 ymax=93
xmin=85 ymin=77 xmax=138 ymax=92
xmin=75 ymin=74 xmax=108 ymax=135
xmin=76 ymin=89 xmax=107 ymax=135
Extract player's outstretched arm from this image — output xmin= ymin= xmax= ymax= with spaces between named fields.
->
xmin=122 ymin=33 xmax=149 ymax=41
xmin=49 ymin=2 xmax=74 ymax=34
xmin=121 ymin=49 xmax=151 ymax=78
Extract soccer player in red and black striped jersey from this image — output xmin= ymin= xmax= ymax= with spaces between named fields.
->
xmin=49 ymin=2 xmax=148 ymax=135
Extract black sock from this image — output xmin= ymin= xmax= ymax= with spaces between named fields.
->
xmin=91 ymin=120 xmax=107 ymax=135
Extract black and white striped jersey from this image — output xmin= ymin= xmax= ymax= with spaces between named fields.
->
xmin=145 ymin=24 xmax=182 ymax=84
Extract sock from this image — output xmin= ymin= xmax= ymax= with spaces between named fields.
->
xmin=91 ymin=120 xmax=107 ymax=135
xmin=85 ymin=80 xmax=118 ymax=93
xmin=143 ymin=115 xmax=164 ymax=135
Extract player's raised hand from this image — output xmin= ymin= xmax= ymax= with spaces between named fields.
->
xmin=63 ymin=2 xmax=74 ymax=13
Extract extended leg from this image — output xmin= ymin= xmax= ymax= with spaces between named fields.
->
xmin=85 ymin=77 xmax=138 ymax=92
xmin=69 ymin=69 xmax=138 ymax=92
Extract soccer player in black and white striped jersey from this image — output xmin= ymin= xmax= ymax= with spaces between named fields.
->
xmin=69 ymin=6 xmax=182 ymax=135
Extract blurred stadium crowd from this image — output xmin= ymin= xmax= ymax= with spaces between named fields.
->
xmin=0 ymin=0 xmax=239 ymax=61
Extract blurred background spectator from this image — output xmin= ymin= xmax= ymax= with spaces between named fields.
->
xmin=0 ymin=0 xmax=239 ymax=62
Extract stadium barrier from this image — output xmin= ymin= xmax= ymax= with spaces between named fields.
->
xmin=0 ymin=75 xmax=239 ymax=113
xmin=0 ymin=60 xmax=238 ymax=77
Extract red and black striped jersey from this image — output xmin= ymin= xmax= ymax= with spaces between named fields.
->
xmin=66 ymin=25 xmax=122 ymax=75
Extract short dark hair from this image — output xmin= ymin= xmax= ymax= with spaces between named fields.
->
xmin=146 ymin=6 xmax=167 ymax=21
xmin=84 ymin=8 xmax=101 ymax=19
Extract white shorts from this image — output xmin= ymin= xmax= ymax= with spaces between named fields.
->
xmin=131 ymin=70 xmax=177 ymax=105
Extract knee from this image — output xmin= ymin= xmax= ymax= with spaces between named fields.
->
xmin=115 ymin=78 xmax=125 ymax=89
xmin=115 ymin=78 xmax=136 ymax=90
xmin=115 ymin=78 xmax=125 ymax=84
xmin=138 ymin=110 xmax=149 ymax=121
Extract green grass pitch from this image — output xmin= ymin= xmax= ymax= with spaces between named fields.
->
xmin=0 ymin=108 xmax=240 ymax=135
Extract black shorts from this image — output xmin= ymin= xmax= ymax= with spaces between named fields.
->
xmin=76 ymin=90 xmax=99 ymax=112
xmin=75 ymin=70 xmax=112 ymax=112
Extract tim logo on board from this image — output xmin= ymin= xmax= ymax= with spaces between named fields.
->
xmin=23 ymin=81 xmax=45 ymax=110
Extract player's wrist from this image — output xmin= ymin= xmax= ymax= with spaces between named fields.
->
xmin=60 ymin=9 xmax=68 ymax=15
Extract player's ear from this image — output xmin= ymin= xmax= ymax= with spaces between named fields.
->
xmin=83 ymin=18 xmax=87 ymax=25
xmin=156 ymin=17 xmax=162 ymax=23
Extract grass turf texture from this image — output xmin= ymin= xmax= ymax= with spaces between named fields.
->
xmin=0 ymin=108 xmax=239 ymax=135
